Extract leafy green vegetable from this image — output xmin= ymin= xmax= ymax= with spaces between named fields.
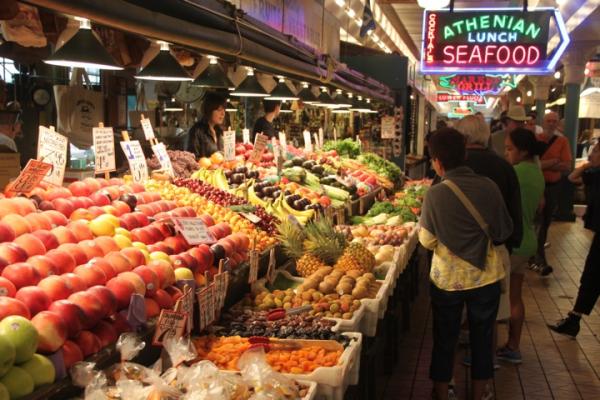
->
xmin=323 ymin=138 xmax=361 ymax=158
xmin=366 ymin=201 xmax=397 ymax=217
xmin=358 ymin=153 xmax=403 ymax=183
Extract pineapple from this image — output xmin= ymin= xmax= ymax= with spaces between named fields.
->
xmin=334 ymin=242 xmax=376 ymax=274
xmin=303 ymin=217 xmax=346 ymax=265
xmin=296 ymin=253 xmax=328 ymax=277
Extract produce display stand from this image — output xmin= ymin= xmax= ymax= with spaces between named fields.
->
xmin=346 ymin=187 xmax=384 ymax=217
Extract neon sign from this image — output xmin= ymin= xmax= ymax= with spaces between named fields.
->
xmin=421 ymin=8 xmax=569 ymax=75
xmin=436 ymin=92 xmax=485 ymax=104
xmin=438 ymin=74 xmax=517 ymax=96
xmin=448 ymin=106 xmax=474 ymax=119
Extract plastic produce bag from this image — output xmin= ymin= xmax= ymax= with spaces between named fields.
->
xmin=70 ymin=362 xmax=109 ymax=400
xmin=117 ymin=332 xmax=146 ymax=361
xmin=238 ymin=348 xmax=299 ymax=399
xmin=163 ymin=335 xmax=197 ymax=368
xmin=178 ymin=361 xmax=249 ymax=400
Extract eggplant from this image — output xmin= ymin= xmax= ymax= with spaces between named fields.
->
xmin=231 ymin=173 xmax=245 ymax=184
xmin=293 ymin=199 xmax=305 ymax=209
xmin=234 ymin=166 xmax=248 ymax=174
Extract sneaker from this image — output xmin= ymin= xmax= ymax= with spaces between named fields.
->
xmin=462 ymin=354 xmax=500 ymax=370
xmin=496 ymin=346 xmax=522 ymax=364
xmin=548 ymin=316 xmax=580 ymax=338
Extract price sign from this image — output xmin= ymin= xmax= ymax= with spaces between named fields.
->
xmin=180 ymin=285 xmax=194 ymax=334
xmin=242 ymin=128 xmax=250 ymax=144
xmin=313 ymin=133 xmax=320 ymax=151
xmin=140 ymin=117 xmax=156 ymax=141
xmin=381 ymin=116 xmax=396 ymax=139
xmin=151 ymin=142 xmax=174 ymax=178
xmin=213 ymin=271 xmax=229 ymax=314
xmin=6 ymin=159 xmax=52 ymax=194
xmin=37 ymin=126 xmax=68 ymax=187
xmin=93 ymin=127 xmax=116 ymax=173
xmin=120 ymin=140 xmax=148 ymax=183
xmin=240 ymin=212 xmax=261 ymax=224
xmin=172 ymin=217 xmax=216 ymax=245
xmin=278 ymin=131 xmax=287 ymax=150
xmin=248 ymin=249 xmax=259 ymax=284
xmin=333 ymin=127 xmax=338 ymax=142
xmin=267 ymin=247 xmax=276 ymax=285
xmin=152 ymin=309 xmax=187 ymax=346
xmin=223 ymin=130 xmax=236 ymax=161
xmin=197 ymin=283 xmax=216 ymax=331
xmin=318 ymin=128 xmax=324 ymax=149
xmin=249 ymin=134 xmax=268 ymax=164
xmin=303 ymin=130 xmax=312 ymax=152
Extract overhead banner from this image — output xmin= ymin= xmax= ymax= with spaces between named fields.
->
xmin=438 ymin=74 xmax=517 ymax=95
xmin=421 ymin=8 xmax=569 ymax=74
xmin=436 ymin=92 xmax=485 ymax=104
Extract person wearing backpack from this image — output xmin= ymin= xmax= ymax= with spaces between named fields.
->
xmin=419 ymin=128 xmax=513 ymax=400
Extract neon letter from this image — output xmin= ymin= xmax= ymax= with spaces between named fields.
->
xmin=525 ymin=23 xmax=541 ymax=39
xmin=498 ymin=32 xmax=507 ymax=43
xmin=456 ymin=45 xmax=468 ymax=63
xmin=465 ymin=17 xmax=477 ymax=32
xmin=444 ymin=26 xmax=454 ymax=39
xmin=443 ymin=46 xmax=455 ymax=63
xmin=493 ymin=15 xmax=506 ymax=29
xmin=513 ymin=45 xmax=526 ymax=64
xmin=508 ymin=32 xmax=517 ymax=42
xmin=480 ymin=15 xmax=490 ymax=29
xmin=484 ymin=45 xmax=497 ymax=63
xmin=527 ymin=46 xmax=540 ymax=64
xmin=469 ymin=45 xmax=483 ymax=64
xmin=497 ymin=46 xmax=510 ymax=64
xmin=513 ymin=19 xmax=525 ymax=35
xmin=452 ymin=20 xmax=465 ymax=34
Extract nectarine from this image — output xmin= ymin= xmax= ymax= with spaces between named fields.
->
xmin=31 ymin=310 xmax=67 ymax=353
xmin=48 ymin=300 xmax=84 ymax=338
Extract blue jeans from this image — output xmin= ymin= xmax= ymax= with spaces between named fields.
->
xmin=430 ymin=281 xmax=501 ymax=382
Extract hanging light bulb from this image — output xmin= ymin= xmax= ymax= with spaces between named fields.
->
xmin=135 ymin=41 xmax=192 ymax=81
xmin=193 ymin=55 xmax=233 ymax=88
xmin=315 ymin=87 xmax=338 ymax=108
xmin=417 ymin=0 xmax=450 ymax=10
xmin=230 ymin=67 xmax=270 ymax=97
xmin=163 ymin=97 xmax=183 ymax=112
xmin=350 ymin=95 xmax=370 ymax=113
xmin=554 ymin=71 xmax=561 ymax=79
xmin=364 ymin=98 xmax=378 ymax=113
xmin=268 ymin=76 xmax=299 ymax=101
xmin=44 ymin=18 xmax=123 ymax=70
xmin=298 ymin=82 xmax=318 ymax=104
xmin=332 ymin=89 xmax=352 ymax=108
xmin=516 ymin=96 xmax=522 ymax=103
xmin=279 ymin=101 xmax=293 ymax=113
xmin=225 ymin=99 xmax=237 ymax=112
xmin=526 ymin=90 xmax=533 ymax=97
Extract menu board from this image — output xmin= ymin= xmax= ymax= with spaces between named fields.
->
xmin=93 ymin=126 xmax=116 ymax=173
xmin=37 ymin=126 xmax=68 ymax=187
xmin=120 ymin=140 xmax=148 ymax=183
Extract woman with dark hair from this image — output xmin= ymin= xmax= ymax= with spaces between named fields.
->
xmin=496 ymin=128 xmax=545 ymax=364
xmin=185 ymin=92 xmax=226 ymax=159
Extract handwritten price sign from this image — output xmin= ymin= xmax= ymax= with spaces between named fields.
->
xmin=213 ymin=271 xmax=229 ymax=313
xmin=93 ymin=127 xmax=116 ymax=173
xmin=152 ymin=309 xmax=187 ymax=346
xmin=223 ymin=130 xmax=236 ymax=161
xmin=303 ymin=130 xmax=312 ymax=152
xmin=172 ymin=218 xmax=216 ymax=245
xmin=197 ymin=284 xmax=216 ymax=331
xmin=140 ymin=117 xmax=156 ymax=141
xmin=7 ymin=160 xmax=52 ymax=194
xmin=120 ymin=140 xmax=148 ymax=183
xmin=151 ymin=142 xmax=174 ymax=178
xmin=37 ymin=126 xmax=68 ymax=187
xmin=249 ymin=134 xmax=268 ymax=164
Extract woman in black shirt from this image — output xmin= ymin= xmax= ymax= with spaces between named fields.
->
xmin=185 ymin=92 xmax=226 ymax=158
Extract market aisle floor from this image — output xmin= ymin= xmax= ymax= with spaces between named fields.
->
xmin=384 ymin=221 xmax=600 ymax=400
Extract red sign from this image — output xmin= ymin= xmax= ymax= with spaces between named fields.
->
xmin=437 ymin=93 xmax=485 ymax=104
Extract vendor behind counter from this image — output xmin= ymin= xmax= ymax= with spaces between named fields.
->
xmin=252 ymin=99 xmax=280 ymax=141
xmin=185 ymin=92 xmax=226 ymax=159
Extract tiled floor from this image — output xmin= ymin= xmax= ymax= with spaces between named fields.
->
xmin=385 ymin=221 xmax=600 ymax=399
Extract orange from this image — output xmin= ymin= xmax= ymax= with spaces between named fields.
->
xmin=210 ymin=152 xmax=224 ymax=165
xmin=199 ymin=157 xmax=212 ymax=168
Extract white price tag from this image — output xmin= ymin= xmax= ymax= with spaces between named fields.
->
xmin=303 ymin=130 xmax=312 ymax=152
xmin=120 ymin=140 xmax=148 ymax=183
xmin=240 ymin=212 xmax=262 ymax=224
xmin=151 ymin=142 xmax=174 ymax=178
xmin=172 ymin=217 xmax=216 ymax=245
xmin=197 ymin=283 xmax=216 ymax=331
xmin=242 ymin=128 xmax=250 ymax=144
xmin=223 ymin=130 xmax=236 ymax=161
xmin=249 ymin=133 xmax=268 ymax=164
xmin=381 ymin=116 xmax=396 ymax=139
xmin=141 ymin=117 xmax=155 ymax=141
xmin=213 ymin=271 xmax=229 ymax=313
xmin=333 ymin=127 xmax=338 ymax=142
xmin=278 ymin=131 xmax=287 ymax=150
xmin=313 ymin=133 xmax=319 ymax=150
xmin=318 ymin=128 xmax=324 ymax=149
xmin=93 ymin=127 xmax=116 ymax=173
xmin=37 ymin=126 xmax=68 ymax=187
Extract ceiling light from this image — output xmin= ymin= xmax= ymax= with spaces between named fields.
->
xmin=335 ymin=0 xmax=345 ymax=6
xmin=44 ymin=18 xmax=123 ymax=70
xmin=585 ymin=68 xmax=590 ymax=75
xmin=279 ymin=101 xmax=293 ymax=113
xmin=526 ymin=90 xmax=533 ymax=97
xmin=268 ymin=76 xmax=299 ymax=101
xmin=350 ymin=95 xmax=370 ymax=113
xmin=332 ymin=89 xmax=351 ymax=108
xmin=163 ymin=97 xmax=183 ymax=112
xmin=554 ymin=71 xmax=561 ymax=79
xmin=316 ymin=87 xmax=338 ymax=108
xmin=230 ymin=67 xmax=270 ymax=97
xmin=135 ymin=41 xmax=192 ymax=81
xmin=364 ymin=98 xmax=378 ymax=113
xmin=346 ymin=8 xmax=356 ymax=18
xmin=417 ymin=0 xmax=450 ymax=10
xmin=516 ymin=96 xmax=522 ymax=103
xmin=332 ymin=108 xmax=350 ymax=114
xmin=298 ymin=82 xmax=318 ymax=104
xmin=225 ymin=99 xmax=237 ymax=112
xmin=193 ymin=55 xmax=233 ymax=88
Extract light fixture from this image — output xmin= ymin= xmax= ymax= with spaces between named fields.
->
xmin=364 ymin=98 xmax=378 ymax=113
xmin=135 ymin=41 xmax=192 ymax=81
xmin=585 ymin=68 xmax=591 ymax=76
xmin=554 ymin=71 xmax=561 ymax=79
xmin=44 ymin=18 xmax=123 ymax=70
xmin=279 ymin=101 xmax=293 ymax=113
xmin=298 ymin=82 xmax=318 ymax=104
xmin=163 ymin=97 xmax=183 ymax=112
xmin=346 ymin=8 xmax=356 ymax=18
xmin=332 ymin=89 xmax=351 ymax=108
xmin=516 ymin=96 xmax=522 ymax=103
xmin=551 ymin=87 xmax=557 ymax=92
xmin=349 ymin=95 xmax=369 ymax=112
xmin=417 ymin=0 xmax=450 ymax=10
xmin=193 ymin=55 xmax=233 ymax=88
xmin=526 ymin=90 xmax=533 ymax=97
xmin=230 ymin=67 xmax=270 ymax=97
xmin=335 ymin=0 xmax=345 ymax=6
xmin=315 ymin=87 xmax=338 ymax=108
xmin=332 ymin=108 xmax=350 ymax=114
xmin=225 ymin=99 xmax=237 ymax=112
xmin=268 ymin=76 xmax=299 ymax=101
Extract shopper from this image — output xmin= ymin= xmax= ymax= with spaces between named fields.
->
xmin=532 ymin=111 xmax=572 ymax=275
xmin=548 ymin=142 xmax=600 ymax=338
xmin=185 ymin=92 xmax=226 ymax=159
xmin=497 ymin=128 xmax=545 ymax=363
xmin=490 ymin=105 xmax=529 ymax=157
xmin=419 ymin=128 xmax=513 ymax=400
xmin=0 ymin=110 xmax=20 ymax=153
xmin=252 ymin=99 xmax=280 ymax=140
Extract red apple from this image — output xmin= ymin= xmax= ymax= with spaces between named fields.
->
xmin=132 ymin=266 xmax=159 ymax=296
xmin=170 ymin=253 xmax=198 ymax=272
xmin=86 ymin=257 xmax=116 ymax=280
xmin=163 ymin=236 xmax=189 ymax=255
xmin=15 ymin=286 xmax=51 ymax=316
xmin=144 ymin=298 xmax=160 ymax=318
xmin=131 ymin=212 xmax=150 ymax=228
xmin=61 ymin=340 xmax=83 ymax=368
xmin=82 ymin=178 xmax=102 ymax=193
xmin=90 ymin=320 xmax=118 ymax=347
xmin=106 ymin=277 xmax=135 ymax=310
xmin=108 ymin=313 xmax=131 ymax=334
xmin=31 ymin=310 xmax=67 ymax=353
xmin=89 ymin=192 xmax=111 ymax=207
xmin=0 ymin=243 xmax=29 ymax=264
xmin=27 ymin=255 xmax=59 ymax=278
xmin=68 ymin=291 xmax=104 ymax=328
xmin=44 ymin=187 xmax=71 ymax=202
xmin=164 ymin=286 xmax=183 ymax=303
xmin=0 ymin=296 xmax=30 ymax=320
xmin=13 ymin=233 xmax=47 ymax=257
xmin=31 ymin=230 xmax=59 ymax=251
xmin=45 ymin=250 xmax=77 ymax=274
xmin=2 ymin=262 xmax=41 ymax=289
xmin=150 ymin=289 xmax=175 ymax=310
xmin=50 ymin=226 xmax=77 ymax=245
xmin=147 ymin=242 xmax=171 ymax=255
xmin=111 ymin=200 xmax=131 ymax=216
xmin=74 ymin=330 xmax=101 ymax=357
xmin=0 ymin=276 xmax=17 ymax=297
xmin=104 ymin=251 xmax=133 ymax=274
xmin=48 ymin=300 xmax=85 ymax=338
xmin=117 ymin=272 xmax=146 ymax=296
xmin=57 ymin=243 xmax=87 ymax=266
xmin=0 ymin=221 xmax=16 ymax=243
xmin=42 ymin=210 xmax=68 ymax=227
xmin=73 ymin=265 xmax=107 ymax=287
xmin=86 ymin=286 xmax=117 ymax=317
xmin=38 ymin=276 xmax=72 ymax=301
xmin=61 ymin=273 xmax=87 ymax=293
xmin=68 ymin=181 xmax=91 ymax=197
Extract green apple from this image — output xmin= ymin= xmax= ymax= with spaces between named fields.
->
xmin=174 ymin=267 xmax=193 ymax=281
xmin=0 ymin=366 xmax=34 ymax=399
xmin=0 ymin=316 xmax=38 ymax=363
xmin=0 ymin=382 xmax=8 ymax=400
xmin=0 ymin=336 xmax=15 ymax=378
xmin=19 ymin=354 xmax=55 ymax=387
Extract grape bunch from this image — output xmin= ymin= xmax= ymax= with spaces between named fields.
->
xmin=147 ymin=150 xmax=198 ymax=178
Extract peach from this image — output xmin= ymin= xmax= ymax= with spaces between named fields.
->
xmin=50 ymin=226 xmax=77 ymax=245
xmin=42 ymin=210 xmax=68 ymax=226
xmin=87 ymin=206 xmax=105 ymax=218
xmin=44 ymin=187 xmax=72 ymax=201
xmin=94 ymin=236 xmax=119 ymax=255
xmin=101 ymin=205 xmax=119 ymax=216
xmin=83 ymin=178 xmax=102 ymax=193
xmin=120 ymin=248 xmax=145 ymax=268
xmin=170 ymin=253 xmax=198 ymax=272
xmin=131 ymin=212 xmax=150 ymax=228
xmin=147 ymin=242 xmax=171 ymax=255
xmin=117 ymin=272 xmax=146 ymax=296
xmin=104 ymin=251 xmax=133 ymax=274
xmin=61 ymin=340 xmax=83 ymax=368
xmin=0 ymin=276 xmax=17 ymax=297
xmin=1 ymin=214 xmax=32 ymax=236
xmin=15 ymin=286 xmax=50 ymax=316
xmin=164 ymin=286 xmax=183 ymax=303
xmin=106 ymin=277 xmax=135 ymax=310
xmin=74 ymin=330 xmax=101 ymax=357
xmin=44 ymin=250 xmax=77 ymax=274
xmin=38 ymin=276 xmax=72 ymax=301
xmin=14 ymin=234 xmax=47 ymax=257
xmin=2 ymin=262 xmax=41 ymax=289
xmin=111 ymin=200 xmax=131 ymax=216
xmin=102 ymin=185 xmax=120 ymax=200
xmin=86 ymin=257 xmax=116 ymax=280
xmin=68 ymin=291 xmax=104 ymax=328
xmin=10 ymin=197 xmax=37 ymax=216
xmin=31 ymin=230 xmax=59 ymax=252
xmin=0 ymin=243 xmax=28 ymax=264
xmin=86 ymin=286 xmax=117 ymax=318
xmin=0 ymin=296 xmax=30 ymax=320
xmin=144 ymin=298 xmax=160 ymax=318
xmin=132 ymin=266 xmax=159 ymax=295
xmin=31 ymin=310 xmax=67 ymax=353
xmin=0 ymin=221 xmax=16 ymax=243
xmin=24 ymin=213 xmax=53 ymax=231
xmin=108 ymin=313 xmax=131 ymax=334
xmin=27 ymin=255 xmax=59 ymax=278
xmin=69 ymin=208 xmax=95 ymax=221
xmin=48 ymin=300 xmax=84 ymax=338
xmin=89 ymin=192 xmax=111 ymax=207
xmin=68 ymin=181 xmax=91 ymax=197
xmin=91 ymin=320 xmax=118 ymax=347
xmin=163 ymin=236 xmax=188 ymax=254
xmin=73 ymin=265 xmax=107 ymax=287
xmin=51 ymin=198 xmax=75 ymax=218
xmin=57 ymin=243 xmax=87 ymax=266
xmin=67 ymin=220 xmax=93 ymax=241
xmin=147 ymin=260 xmax=176 ymax=289
xmin=61 ymin=273 xmax=87 ymax=293
xmin=130 ymin=182 xmax=145 ymax=193
xmin=150 ymin=289 xmax=175 ymax=310
xmin=198 ymin=214 xmax=215 ymax=227
xmin=78 ymin=240 xmax=104 ymax=260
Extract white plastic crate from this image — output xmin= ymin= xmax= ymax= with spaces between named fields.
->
xmin=359 ymin=280 xmax=390 ymax=337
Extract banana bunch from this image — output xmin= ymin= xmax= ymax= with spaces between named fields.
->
xmin=269 ymin=194 xmax=288 ymax=222
xmin=191 ymin=169 xmax=209 ymax=181
xmin=230 ymin=179 xmax=254 ymax=200
xmin=213 ymin=170 xmax=230 ymax=191
xmin=248 ymin=185 xmax=267 ymax=208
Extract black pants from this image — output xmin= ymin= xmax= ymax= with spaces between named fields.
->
xmin=430 ymin=282 xmax=501 ymax=382
xmin=536 ymin=182 xmax=561 ymax=264
xmin=574 ymin=233 xmax=600 ymax=315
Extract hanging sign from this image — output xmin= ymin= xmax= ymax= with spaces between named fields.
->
xmin=421 ymin=8 xmax=570 ymax=74
xmin=172 ymin=217 xmax=216 ymax=245
xmin=120 ymin=140 xmax=148 ymax=183
xmin=93 ymin=127 xmax=116 ymax=174
xmin=37 ymin=126 xmax=68 ymax=187
xmin=436 ymin=93 xmax=485 ymax=104
xmin=151 ymin=142 xmax=174 ymax=178
xmin=438 ymin=74 xmax=517 ymax=95
xmin=381 ymin=116 xmax=396 ymax=139
xmin=223 ymin=130 xmax=236 ymax=161
xmin=448 ymin=106 xmax=475 ymax=119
